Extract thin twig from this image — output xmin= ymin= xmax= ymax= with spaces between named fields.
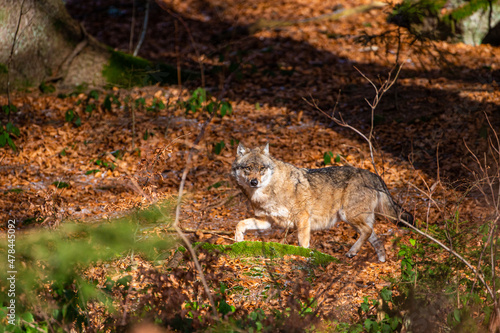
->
xmin=6 ymin=0 xmax=27 ymax=120
xmin=133 ymin=0 xmax=150 ymax=57
xmin=131 ymin=100 xmax=136 ymax=150
xmin=47 ymin=36 xmax=88 ymax=82
xmin=164 ymin=9 xmax=205 ymax=87
xmin=175 ymin=19 xmax=182 ymax=87
xmin=467 ymin=220 xmax=496 ymax=306
xmin=305 ymin=64 xmax=402 ymax=177
xmin=396 ymin=216 xmax=496 ymax=301
xmin=308 ymin=66 xmax=500 ymax=317
xmin=108 ymin=145 xmax=219 ymax=317
xmin=129 ymin=0 xmax=136 ymax=53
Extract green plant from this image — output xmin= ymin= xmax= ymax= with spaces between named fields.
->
xmin=398 ymin=238 xmax=419 ymax=283
xmin=143 ymin=129 xmax=153 ymax=140
xmin=181 ymin=87 xmax=233 ymax=117
xmin=207 ymin=180 xmax=231 ymax=190
xmin=215 ymin=283 xmax=236 ymax=317
xmin=103 ymin=93 xmax=121 ymax=111
xmin=357 ymin=289 xmax=402 ymax=333
xmin=147 ymin=98 xmax=166 ymax=112
xmin=83 ymin=89 xmax=99 ymax=115
xmin=323 ymin=151 xmax=341 ymax=165
xmin=39 ymin=81 xmax=56 ymax=93
xmin=70 ymin=83 xmax=88 ymax=96
xmin=93 ymin=158 xmax=116 ymax=171
xmin=52 ymin=181 xmax=70 ymax=189
xmin=135 ymin=97 xmax=146 ymax=110
xmin=182 ymin=87 xmax=207 ymax=113
xmin=0 ymin=202 xmax=176 ymax=332
xmin=213 ymin=140 xmax=226 ymax=155
xmin=0 ymin=121 xmax=20 ymax=151
xmin=445 ymin=0 xmax=493 ymax=22
xmin=390 ymin=0 xmax=445 ymax=28
xmin=1 ymin=104 xmax=20 ymax=151
xmin=101 ymin=50 xmax=192 ymax=88
xmin=65 ymin=109 xmax=82 ymax=127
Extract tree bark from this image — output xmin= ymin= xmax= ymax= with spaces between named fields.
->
xmin=0 ymin=0 xmax=187 ymax=93
xmin=0 ymin=0 xmax=111 ymax=92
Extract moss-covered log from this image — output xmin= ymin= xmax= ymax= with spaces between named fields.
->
xmin=199 ymin=241 xmax=339 ymax=266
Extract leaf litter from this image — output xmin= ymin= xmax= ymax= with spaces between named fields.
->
xmin=1 ymin=0 xmax=500 ymax=328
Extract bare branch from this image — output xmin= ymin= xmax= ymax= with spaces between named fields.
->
xmin=163 ymin=8 xmax=206 ymax=87
xmin=306 ymin=64 xmax=403 ymax=177
xmin=6 ymin=0 xmax=28 ymax=115
xmin=133 ymin=0 xmax=150 ymax=57
xmin=396 ymin=216 xmax=497 ymax=301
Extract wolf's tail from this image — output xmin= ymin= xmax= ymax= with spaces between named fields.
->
xmin=379 ymin=191 xmax=414 ymax=227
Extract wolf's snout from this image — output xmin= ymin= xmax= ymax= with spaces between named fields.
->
xmin=250 ymin=179 xmax=258 ymax=187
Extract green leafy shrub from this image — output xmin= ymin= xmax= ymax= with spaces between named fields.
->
xmin=181 ymin=87 xmax=233 ymax=118
xmin=1 ymin=104 xmax=20 ymax=151
xmin=0 ymin=202 xmax=176 ymax=331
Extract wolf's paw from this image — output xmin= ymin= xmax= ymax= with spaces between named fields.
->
xmin=345 ymin=251 xmax=357 ymax=258
xmin=234 ymin=232 xmax=244 ymax=242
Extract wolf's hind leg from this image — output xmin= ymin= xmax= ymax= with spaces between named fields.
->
xmin=368 ymin=231 xmax=386 ymax=262
xmin=345 ymin=224 xmax=372 ymax=259
xmin=235 ymin=218 xmax=271 ymax=242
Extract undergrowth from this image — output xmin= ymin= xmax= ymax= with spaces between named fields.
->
xmin=336 ymin=215 xmax=498 ymax=333
xmin=0 ymin=199 xmax=325 ymax=332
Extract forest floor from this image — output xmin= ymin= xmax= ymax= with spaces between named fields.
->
xmin=1 ymin=0 xmax=500 ymax=330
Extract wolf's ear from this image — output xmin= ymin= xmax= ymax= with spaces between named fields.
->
xmin=237 ymin=142 xmax=247 ymax=156
xmin=262 ymin=142 xmax=269 ymax=155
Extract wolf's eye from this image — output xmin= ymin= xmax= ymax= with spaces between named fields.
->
xmin=259 ymin=166 xmax=266 ymax=172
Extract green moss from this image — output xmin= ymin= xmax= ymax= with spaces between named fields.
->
xmin=200 ymin=241 xmax=339 ymax=266
xmin=102 ymin=49 xmax=198 ymax=88
xmin=0 ymin=63 xmax=7 ymax=74
xmin=39 ymin=81 xmax=56 ymax=94
xmin=102 ymin=50 xmax=148 ymax=88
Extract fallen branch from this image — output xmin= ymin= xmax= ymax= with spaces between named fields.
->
xmin=109 ymin=147 xmax=219 ymax=317
xmin=168 ymin=227 xmax=233 ymax=236
xmin=396 ymin=216 xmax=497 ymax=304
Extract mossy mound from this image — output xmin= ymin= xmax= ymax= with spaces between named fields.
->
xmin=199 ymin=241 xmax=338 ymax=266
xmin=102 ymin=49 xmax=199 ymax=88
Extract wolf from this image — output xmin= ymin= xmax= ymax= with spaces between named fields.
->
xmin=230 ymin=143 xmax=413 ymax=262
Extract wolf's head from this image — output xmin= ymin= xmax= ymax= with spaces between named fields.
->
xmin=231 ymin=142 xmax=275 ymax=189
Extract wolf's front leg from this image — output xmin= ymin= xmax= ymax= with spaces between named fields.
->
xmin=296 ymin=213 xmax=311 ymax=248
xmin=234 ymin=218 xmax=272 ymax=242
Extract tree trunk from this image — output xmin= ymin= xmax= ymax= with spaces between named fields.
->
xmin=0 ymin=0 xmax=186 ymax=93
xmin=0 ymin=0 xmax=111 ymax=92
xmin=491 ymin=305 xmax=500 ymax=333
xmin=388 ymin=0 xmax=500 ymax=45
